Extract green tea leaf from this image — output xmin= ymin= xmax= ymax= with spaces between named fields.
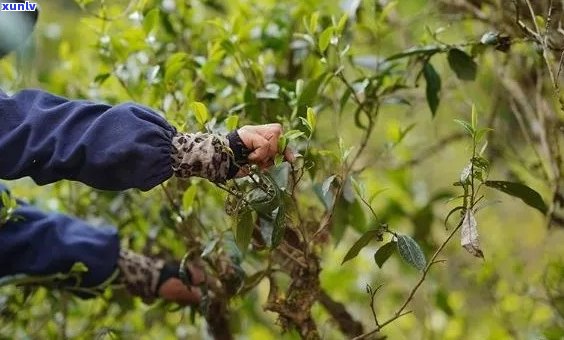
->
xmin=277 ymin=136 xmax=288 ymax=153
xmin=374 ymin=241 xmax=396 ymax=268
xmin=307 ymin=107 xmax=317 ymax=131
xmin=190 ymin=102 xmax=209 ymax=126
xmin=94 ymin=73 xmax=111 ymax=85
xmin=284 ymin=130 xmax=305 ymax=140
xmin=319 ymin=27 xmax=334 ymax=53
xmin=225 ymin=115 xmax=239 ymax=130
xmin=447 ymin=48 xmax=477 ymax=81
xmin=70 ymin=262 xmax=89 ymax=273
xmin=342 ymin=228 xmax=384 ymax=264
xmin=143 ymin=8 xmax=159 ymax=33
xmin=271 ymin=206 xmax=286 ymax=247
xmin=309 ymin=12 xmax=319 ymax=33
xmin=423 ymin=62 xmax=441 ymax=117
xmin=182 ymin=185 xmax=197 ymax=211
xmin=396 ymin=234 xmax=426 ymax=271
xmin=485 ymin=180 xmax=548 ymax=214
xmin=233 ymin=209 xmax=254 ymax=252
xmin=454 ymin=119 xmax=474 ymax=136
xmin=165 ymin=52 xmax=188 ymax=82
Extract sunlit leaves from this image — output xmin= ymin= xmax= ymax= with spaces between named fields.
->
xmin=460 ymin=210 xmax=483 ymax=258
xmin=423 ymin=62 xmax=441 ymax=116
xmin=447 ymin=48 xmax=477 ymax=81
xmin=308 ymin=12 xmax=319 ymax=33
xmin=225 ymin=115 xmax=239 ymax=130
xmin=164 ymin=52 xmax=189 ymax=83
xmin=143 ymin=8 xmax=159 ymax=34
xmin=319 ymin=27 xmax=335 ymax=53
xmin=182 ymin=186 xmax=197 ymax=212
xmin=396 ymin=234 xmax=426 ymax=271
xmin=307 ymin=107 xmax=317 ymax=132
xmin=190 ymin=102 xmax=210 ymax=126
xmin=284 ymin=130 xmax=305 ymax=141
xmin=485 ymin=180 xmax=548 ymax=214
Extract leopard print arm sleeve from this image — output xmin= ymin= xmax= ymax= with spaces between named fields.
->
xmin=117 ymin=249 xmax=192 ymax=304
xmin=171 ymin=131 xmax=250 ymax=183
xmin=117 ymin=249 xmax=164 ymax=303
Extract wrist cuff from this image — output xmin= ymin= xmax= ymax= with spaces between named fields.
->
xmin=226 ymin=130 xmax=251 ymax=179
xmin=155 ymin=262 xmax=183 ymax=293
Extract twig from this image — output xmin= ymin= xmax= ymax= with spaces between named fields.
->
xmin=351 ymin=311 xmax=412 ymax=340
xmin=368 ymin=284 xmax=384 ymax=328
xmin=524 ymin=0 xmax=558 ymax=88
xmin=353 ymin=219 xmax=464 ymax=340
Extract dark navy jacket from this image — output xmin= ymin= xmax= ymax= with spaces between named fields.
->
xmin=0 ymin=89 xmax=176 ymax=288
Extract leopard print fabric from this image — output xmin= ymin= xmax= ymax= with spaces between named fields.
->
xmin=171 ymin=132 xmax=235 ymax=183
xmin=117 ymin=249 xmax=164 ymax=303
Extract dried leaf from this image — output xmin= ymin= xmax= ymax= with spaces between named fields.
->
xmin=461 ymin=210 xmax=483 ymax=258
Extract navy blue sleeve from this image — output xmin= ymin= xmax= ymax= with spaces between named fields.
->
xmin=0 ymin=89 xmax=176 ymax=191
xmin=0 ymin=184 xmax=120 ymax=288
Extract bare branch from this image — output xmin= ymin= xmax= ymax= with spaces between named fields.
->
xmin=352 ymin=218 xmax=464 ymax=340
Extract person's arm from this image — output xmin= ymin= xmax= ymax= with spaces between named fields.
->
xmin=0 ymin=89 xmax=255 ymax=191
xmin=0 ymin=184 xmax=120 ymax=288
xmin=0 ymin=184 xmax=202 ymax=303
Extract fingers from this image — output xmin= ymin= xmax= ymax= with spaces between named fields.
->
xmin=237 ymin=123 xmax=296 ymax=172
xmin=255 ymin=123 xmax=282 ymax=156
xmin=247 ymin=135 xmax=271 ymax=162
xmin=158 ymin=278 xmax=202 ymax=305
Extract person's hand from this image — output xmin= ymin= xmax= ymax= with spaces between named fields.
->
xmin=236 ymin=123 xmax=295 ymax=171
xmin=157 ymin=262 xmax=205 ymax=305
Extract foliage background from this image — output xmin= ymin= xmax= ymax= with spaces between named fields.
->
xmin=1 ymin=0 xmax=563 ymax=339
